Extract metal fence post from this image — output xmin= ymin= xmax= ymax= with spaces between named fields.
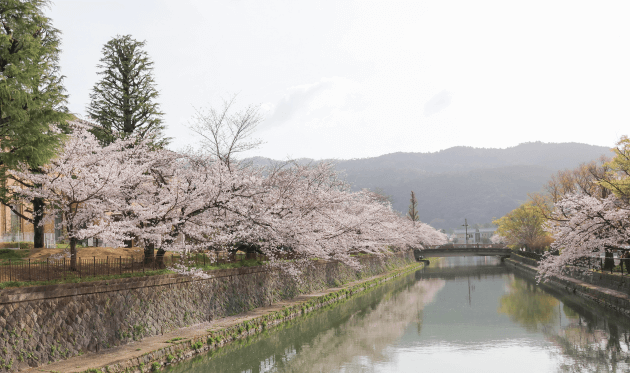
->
xmin=119 ymin=256 xmax=122 ymax=275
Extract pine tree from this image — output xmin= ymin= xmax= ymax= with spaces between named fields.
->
xmin=407 ymin=191 xmax=420 ymax=225
xmin=0 ymin=0 xmax=70 ymax=248
xmin=87 ymin=35 xmax=166 ymax=146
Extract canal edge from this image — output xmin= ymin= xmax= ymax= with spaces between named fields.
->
xmin=506 ymin=256 xmax=630 ymax=319
xmin=36 ymin=260 xmax=431 ymax=373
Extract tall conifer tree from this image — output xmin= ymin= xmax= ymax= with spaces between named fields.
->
xmin=408 ymin=190 xmax=420 ymax=225
xmin=0 ymin=0 xmax=69 ymax=248
xmin=87 ymin=35 xmax=166 ymax=146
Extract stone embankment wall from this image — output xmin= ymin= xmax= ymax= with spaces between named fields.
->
xmin=508 ymin=254 xmax=539 ymax=267
xmin=509 ymin=253 xmax=630 ymax=293
xmin=507 ymin=254 xmax=630 ymax=318
xmin=0 ymin=252 xmax=414 ymax=372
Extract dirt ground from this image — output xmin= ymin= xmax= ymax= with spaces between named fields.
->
xmin=28 ymin=246 xmax=146 ymax=260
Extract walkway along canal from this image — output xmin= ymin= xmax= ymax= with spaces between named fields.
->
xmin=163 ymin=256 xmax=630 ymax=373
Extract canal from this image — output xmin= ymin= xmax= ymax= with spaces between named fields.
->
xmin=165 ymin=257 xmax=630 ymax=372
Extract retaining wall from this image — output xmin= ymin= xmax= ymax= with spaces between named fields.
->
xmin=0 ymin=252 xmax=414 ymax=372
xmin=508 ymin=253 xmax=539 ymax=267
xmin=510 ymin=253 xmax=630 ymax=293
xmin=506 ymin=255 xmax=630 ymax=319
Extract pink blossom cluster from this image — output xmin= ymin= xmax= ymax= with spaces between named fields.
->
xmin=9 ymin=121 xmax=447 ymax=274
xmin=490 ymin=234 xmax=506 ymax=245
xmin=538 ymin=193 xmax=630 ymax=281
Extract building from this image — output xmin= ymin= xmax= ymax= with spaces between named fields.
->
xmin=1 ymin=183 xmax=58 ymax=247
xmin=452 ymin=227 xmax=497 ymax=244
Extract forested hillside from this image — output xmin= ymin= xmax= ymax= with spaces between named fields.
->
xmin=249 ymin=142 xmax=612 ymax=230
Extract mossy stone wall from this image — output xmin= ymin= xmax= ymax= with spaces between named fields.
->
xmin=0 ymin=252 xmax=414 ymax=371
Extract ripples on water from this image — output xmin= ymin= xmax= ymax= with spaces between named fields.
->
xmin=165 ymin=257 xmax=630 ymax=373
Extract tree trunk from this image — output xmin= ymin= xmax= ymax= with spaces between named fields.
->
xmin=604 ymin=251 xmax=615 ymax=271
xmin=70 ymin=237 xmax=77 ymax=271
xmin=144 ymin=242 xmax=154 ymax=264
xmin=33 ymin=197 xmax=45 ymax=249
xmin=156 ymin=248 xmax=165 ymax=268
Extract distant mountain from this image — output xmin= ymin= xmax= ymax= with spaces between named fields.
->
xmin=248 ymin=142 xmax=613 ymax=230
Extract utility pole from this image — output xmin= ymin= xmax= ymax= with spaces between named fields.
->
xmin=467 ymin=276 xmax=475 ymax=306
xmin=462 ymin=218 xmax=469 ymax=246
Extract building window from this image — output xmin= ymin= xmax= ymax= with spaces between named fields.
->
xmin=10 ymin=207 xmax=20 ymax=234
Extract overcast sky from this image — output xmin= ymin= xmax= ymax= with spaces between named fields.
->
xmin=47 ymin=0 xmax=630 ymax=160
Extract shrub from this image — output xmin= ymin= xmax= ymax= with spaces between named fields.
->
xmin=0 ymin=248 xmax=30 ymax=260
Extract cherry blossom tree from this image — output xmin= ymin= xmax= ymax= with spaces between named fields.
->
xmin=128 ymin=157 xmax=447 ymax=275
xmin=490 ymin=234 xmax=506 ymax=245
xmin=537 ymin=137 xmax=630 ymax=281
xmin=8 ymin=119 xmax=447 ymax=276
xmin=537 ymin=193 xmax=630 ymax=281
xmin=8 ymin=121 xmax=151 ymax=269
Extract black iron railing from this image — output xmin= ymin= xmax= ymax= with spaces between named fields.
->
xmin=0 ymin=252 xmax=268 ymax=283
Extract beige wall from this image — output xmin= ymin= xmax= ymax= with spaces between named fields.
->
xmin=1 ymin=178 xmax=55 ymax=238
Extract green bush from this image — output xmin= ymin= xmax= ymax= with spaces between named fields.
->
xmin=0 ymin=249 xmax=30 ymax=261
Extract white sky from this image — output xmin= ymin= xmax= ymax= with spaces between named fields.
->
xmin=48 ymin=0 xmax=630 ymax=160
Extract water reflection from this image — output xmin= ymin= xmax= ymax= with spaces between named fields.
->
xmin=266 ymin=279 xmax=445 ymax=372
xmin=165 ymin=273 xmax=444 ymax=373
xmin=165 ymin=257 xmax=630 ymax=373
xmin=499 ymin=279 xmax=559 ymax=331
xmin=498 ymin=276 xmax=630 ymax=372
xmin=549 ymin=294 xmax=630 ymax=372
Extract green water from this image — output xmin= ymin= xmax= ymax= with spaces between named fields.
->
xmin=165 ymin=257 xmax=630 ymax=373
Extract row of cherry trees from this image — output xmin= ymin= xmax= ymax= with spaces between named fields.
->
xmin=535 ymin=137 xmax=630 ymax=281
xmin=9 ymin=120 xmax=446 ymax=274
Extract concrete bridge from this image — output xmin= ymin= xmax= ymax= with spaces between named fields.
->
xmin=414 ymin=244 xmax=511 ymax=264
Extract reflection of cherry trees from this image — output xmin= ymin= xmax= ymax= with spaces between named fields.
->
xmin=549 ymin=306 xmax=630 ymax=373
xmin=499 ymin=279 xmax=559 ymax=331
xmin=276 ymin=279 xmax=445 ymax=372
xmin=167 ymin=277 xmax=445 ymax=373
xmin=500 ymin=278 xmax=630 ymax=372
